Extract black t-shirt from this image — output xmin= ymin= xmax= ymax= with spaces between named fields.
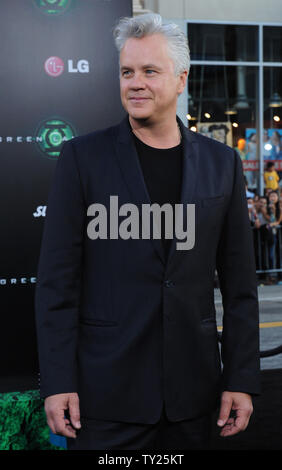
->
xmin=133 ymin=133 xmax=183 ymax=260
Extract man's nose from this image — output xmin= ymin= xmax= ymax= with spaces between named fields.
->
xmin=130 ymin=72 xmax=146 ymax=89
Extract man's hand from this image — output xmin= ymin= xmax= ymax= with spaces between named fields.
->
xmin=217 ymin=391 xmax=253 ymax=437
xmin=44 ymin=393 xmax=81 ymax=439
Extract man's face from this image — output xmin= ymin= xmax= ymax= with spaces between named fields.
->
xmin=119 ymin=34 xmax=187 ymax=124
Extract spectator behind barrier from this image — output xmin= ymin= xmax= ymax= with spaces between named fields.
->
xmin=267 ymin=191 xmax=282 ymax=277
xmin=264 ymin=162 xmax=280 ymax=191
xmin=244 ymin=175 xmax=255 ymax=198
xmin=254 ymin=194 xmax=282 ymax=284
xmin=247 ymin=198 xmax=260 ymax=229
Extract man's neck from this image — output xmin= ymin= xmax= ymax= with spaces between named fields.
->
xmin=129 ymin=116 xmax=181 ymax=149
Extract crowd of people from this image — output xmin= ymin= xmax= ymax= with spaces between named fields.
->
xmin=246 ymin=168 xmax=282 ymax=284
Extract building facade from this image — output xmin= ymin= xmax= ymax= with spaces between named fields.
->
xmin=133 ymin=0 xmax=282 ymax=195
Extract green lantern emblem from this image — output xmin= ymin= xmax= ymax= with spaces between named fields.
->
xmin=34 ymin=0 xmax=72 ymax=15
xmin=35 ymin=118 xmax=76 ymax=159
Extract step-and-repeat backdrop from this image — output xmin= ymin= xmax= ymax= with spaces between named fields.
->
xmin=0 ymin=0 xmax=132 ymax=390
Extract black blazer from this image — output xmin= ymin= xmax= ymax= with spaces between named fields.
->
xmin=35 ymin=115 xmax=261 ymax=424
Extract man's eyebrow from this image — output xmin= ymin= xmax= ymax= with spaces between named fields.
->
xmin=120 ymin=65 xmax=133 ymax=71
xmin=142 ymin=64 xmax=162 ymax=70
xmin=120 ymin=64 xmax=162 ymax=71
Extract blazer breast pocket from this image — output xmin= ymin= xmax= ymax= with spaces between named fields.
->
xmin=201 ymin=195 xmax=225 ymax=208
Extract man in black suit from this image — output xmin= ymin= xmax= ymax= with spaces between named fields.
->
xmin=35 ymin=13 xmax=260 ymax=450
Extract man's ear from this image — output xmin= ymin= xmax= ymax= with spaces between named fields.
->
xmin=177 ymin=70 xmax=188 ymax=96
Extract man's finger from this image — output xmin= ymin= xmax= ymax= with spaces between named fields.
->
xmin=220 ymin=419 xmax=245 ymax=437
xmin=235 ymin=407 xmax=252 ymax=430
xmin=220 ymin=407 xmax=252 ymax=437
xmin=46 ymin=418 xmax=57 ymax=436
xmin=54 ymin=425 xmax=77 ymax=438
xmin=47 ymin=408 xmax=76 ymax=438
xmin=217 ymin=394 xmax=232 ymax=427
xmin=52 ymin=417 xmax=78 ymax=438
xmin=68 ymin=395 xmax=81 ymax=429
xmin=46 ymin=417 xmax=74 ymax=438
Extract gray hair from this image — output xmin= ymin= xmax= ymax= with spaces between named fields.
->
xmin=113 ymin=13 xmax=190 ymax=76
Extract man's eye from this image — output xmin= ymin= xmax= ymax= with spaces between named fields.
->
xmin=146 ymin=70 xmax=155 ymax=74
xmin=122 ymin=70 xmax=131 ymax=76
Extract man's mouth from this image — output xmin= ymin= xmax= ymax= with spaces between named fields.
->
xmin=129 ymin=97 xmax=150 ymax=101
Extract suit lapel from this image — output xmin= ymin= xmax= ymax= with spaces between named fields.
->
xmin=114 ymin=116 xmax=199 ymax=266
xmin=166 ymin=117 xmax=199 ymax=265
xmin=114 ymin=116 xmax=166 ymax=264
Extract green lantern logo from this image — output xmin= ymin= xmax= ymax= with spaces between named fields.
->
xmin=34 ymin=0 xmax=72 ymax=15
xmin=35 ymin=118 xmax=76 ymax=159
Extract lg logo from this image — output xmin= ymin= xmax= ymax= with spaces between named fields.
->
xmin=44 ymin=56 xmax=90 ymax=77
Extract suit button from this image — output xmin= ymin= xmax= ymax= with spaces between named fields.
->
xmin=164 ymin=279 xmax=175 ymax=288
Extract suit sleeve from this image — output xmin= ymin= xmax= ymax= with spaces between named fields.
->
xmin=216 ymin=150 xmax=261 ymax=395
xmin=35 ymin=140 xmax=85 ymax=399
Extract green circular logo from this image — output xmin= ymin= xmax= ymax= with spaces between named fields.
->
xmin=35 ymin=118 xmax=76 ymax=159
xmin=34 ymin=0 xmax=72 ymax=15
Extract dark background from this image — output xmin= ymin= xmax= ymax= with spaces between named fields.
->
xmin=0 ymin=0 xmax=132 ymax=391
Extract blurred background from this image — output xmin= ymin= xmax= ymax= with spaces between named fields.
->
xmin=138 ymin=0 xmax=282 ymax=194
